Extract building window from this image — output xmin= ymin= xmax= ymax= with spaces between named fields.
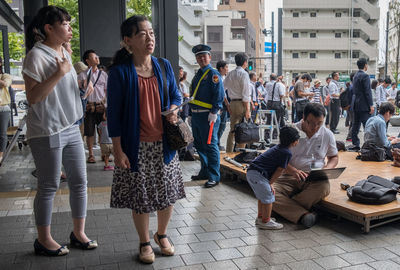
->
xmin=310 ymin=73 xmax=316 ymax=79
xmin=194 ymin=31 xmax=202 ymax=37
xmin=293 ymin=12 xmax=299 ymax=17
xmin=292 ymin=73 xmax=298 ymax=79
xmin=353 ymin=31 xmax=360 ymax=38
xmin=334 ymin=53 xmax=341 ymax=59
xmin=292 ymin=53 xmax=299 ymax=58
xmin=238 ymin=11 xmax=246 ymax=18
xmin=293 ymin=32 xmax=299 ymax=38
xmin=335 ymin=33 xmax=341 ymax=38
xmin=219 ymin=0 xmax=229 ymax=4
xmin=236 ymin=0 xmax=245 ymax=2
xmin=208 ymin=32 xmax=221 ymax=42
xmin=194 ymin=10 xmax=202 ymax=17
xmin=310 ymin=12 xmax=316 ymax=17
xmin=232 ymin=33 xmax=244 ymax=39
xmin=353 ymin=10 xmax=361 ymax=17
xmin=310 ymin=33 xmax=316 ymax=38
xmin=352 ymin=51 xmax=360 ymax=58
xmin=335 ymin=12 xmax=341 ymax=17
xmin=310 ymin=53 xmax=316 ymax=58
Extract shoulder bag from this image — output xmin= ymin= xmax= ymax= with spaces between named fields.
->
xmin=158 ymin=58 xmax=193 ymax=150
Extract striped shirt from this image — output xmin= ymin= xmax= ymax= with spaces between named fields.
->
xmin=310 ymin=87 xmax=322 ymax=103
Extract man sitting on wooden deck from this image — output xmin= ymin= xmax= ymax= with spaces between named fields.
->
xmin=272 ymin=103 xmax=339 ymax=228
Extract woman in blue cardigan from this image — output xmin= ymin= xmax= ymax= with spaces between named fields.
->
xmin=107 ymin=15 xmax=185 ymax=264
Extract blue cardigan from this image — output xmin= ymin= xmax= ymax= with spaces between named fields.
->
xmin=107 ymin=56 xmax=182 ymax=172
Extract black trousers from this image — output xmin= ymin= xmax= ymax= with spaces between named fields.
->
xmin=329 ymin=99 xmax=341 ymax=131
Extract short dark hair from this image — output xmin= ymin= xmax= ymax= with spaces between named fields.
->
xmin=378 ymin=102 xmax=395 ymax=115
xmin=270 ymin=73 xmax=277 ymax=81
xmin=392 ymin=82 xmax=397 ymax=86
xmin=216 ymin=60 xmax=227 ymax=72
xmin=331 ymin=72 xmax=339 ymax=78
xmin=279 ymin=126 xmax=300 ymax=147
xmin=82 ymin=49 xmax=96 ymax=65
xmin=234 ymin=52 xmax=248 ymax=66
xmin=249 ymin=72 xmax=256 ymax=80
xmin=350 ymin=72 xmax=356 ymax=82
xmin=384 ymin=77 xmax=392 ymax=84
xmin=303 ymin=103 xmax=326 ymax=119
xmin=326 ymin=77 xmax=331 ymax=82
xmin=179 ymin=66 xmax=183 ymax=70
xmin=301 ymin=73 xmax=312 ymax=82
xmin=357 ymin=58 xmax=368 ymax=69
xmin=179 ymin=71 xmax=187 ymax=82
xmin=371 ymin=80 xmax=378 ymax=90
xmin=378 ymin=78 xmax=384 ymax=83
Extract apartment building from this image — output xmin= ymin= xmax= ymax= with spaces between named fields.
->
xmin=178 ymin=1 xmax=256 ymax=81
xmin=387 ymin=0 xmax=400 ymax=82
xmin=282 ymin=0 xmax=379 ymax=81
xmin=218 ymin=0 xmax=265 ymax=76
xmin=204 ymin=10 xmax=256 ymax=71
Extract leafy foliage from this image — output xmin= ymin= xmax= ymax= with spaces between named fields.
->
xmin=389 ymin=0 xmax=400 ymax=84
xmin=0 ymin=32 xmax=24 ymax=67
xmin=49 ymin=0 xmax=80 ymax=63
xmin=126 ymin=0 xmax=152 ymax=19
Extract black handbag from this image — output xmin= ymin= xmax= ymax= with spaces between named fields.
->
xmin=158 ymin=58 xmax=194 ymax=150
xmin=360 ymin=141 xmax=386 ymax=162
xmin=233 ymin=118 xmax=260 ymax=144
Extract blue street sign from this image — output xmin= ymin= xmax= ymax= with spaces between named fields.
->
xmin=369 ymin=74 xmax=376 ymax=79
xmin=264 ymin=42 xmax=276 ymax=53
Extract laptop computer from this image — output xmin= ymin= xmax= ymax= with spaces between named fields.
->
xmin=305 ymin=167 xmax=346 ymax=182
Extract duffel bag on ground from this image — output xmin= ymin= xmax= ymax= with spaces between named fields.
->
xmin=233 ymin=118 xmax=260 ymax=144
xmin=360 ymin=141 xmax=386 ymax=161
xmin=347 ymin=175 xmax=399 ymax=204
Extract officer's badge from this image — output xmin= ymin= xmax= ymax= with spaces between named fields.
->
xmin=212 ymin=75 xmax=219 ymax=84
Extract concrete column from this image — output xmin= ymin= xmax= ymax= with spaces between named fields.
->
xmin=152 ymin=0 xmax=179 ymax=81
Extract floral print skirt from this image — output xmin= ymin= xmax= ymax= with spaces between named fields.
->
xmin=110 ymin=141 xmax=186 ymax=214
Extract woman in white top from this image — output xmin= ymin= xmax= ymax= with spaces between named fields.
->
xmin=23 ymin=6 xmax=97 ymax=256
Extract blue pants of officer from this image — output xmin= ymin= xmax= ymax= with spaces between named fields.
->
xmin=191 ymin=112 xmax=220 ymax=182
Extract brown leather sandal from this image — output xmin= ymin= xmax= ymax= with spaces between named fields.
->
xmin=87 ymin=155 xmax=96 ymax=163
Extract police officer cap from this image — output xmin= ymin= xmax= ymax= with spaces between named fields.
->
xmin=192 ymin=44 xmax=211 ymax=56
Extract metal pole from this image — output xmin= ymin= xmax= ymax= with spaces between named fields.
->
xmin=271 ymin=11 xmax=274 ymax=73
xmin=385 ymin=11 xmax=389 ymax=78
xmin=278 ymin=8 xmax=282 ymax=75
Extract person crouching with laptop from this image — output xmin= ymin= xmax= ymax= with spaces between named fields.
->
xmin=246 ymin=126 xmax=300 ymax=230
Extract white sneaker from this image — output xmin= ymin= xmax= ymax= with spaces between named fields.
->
xmin=256 ymin=219 xmax=283 ymax=230
xmin=255 ymin=217 xmax=276 ymax=225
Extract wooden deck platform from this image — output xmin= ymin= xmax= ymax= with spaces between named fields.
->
xmin=220 ymin=151 xmax=400 ymax=232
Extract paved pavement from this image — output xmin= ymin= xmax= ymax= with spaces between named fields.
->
xmin=2 ymin=116 xmax=400 ymax=269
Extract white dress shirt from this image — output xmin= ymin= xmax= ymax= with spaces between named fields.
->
xmin=376 ymin=85 xmax=388 ymax=106
xmin=265 ymin=80 xmax=285 ymax=101
xmin=223 ymin=66 xmax=250 ymax=102
xmin=290 ymin=121 xmax=338 ymax=172
xmin=328 ymin=80 xmax=340 ymax=99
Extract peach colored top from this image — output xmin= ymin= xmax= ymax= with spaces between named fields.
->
xmin=138 ymin=75 xmax=163 ymax=142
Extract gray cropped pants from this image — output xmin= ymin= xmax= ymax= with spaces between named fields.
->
xmin=29 ymin=125 xmax=87 ymax=226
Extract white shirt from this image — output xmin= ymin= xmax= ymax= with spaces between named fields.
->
xmin=249 ymin=82 xmax=257 ymax=102
xmin=223 ymin=66 xmax=250 ymax=102
xmin=78 ymin=68 xmax=108 ymax=103
xmin=376 ymin=85 xmax=388 ymax=105
xmin=388 ymin=87 xmax=398 ymax=99
xmin=328 ymin=80 xmax=340 ymax=99
xmin=265 ymin=80 xmax=285 ymax=102
xmin=22 ymin=42 xmax=83 ymax=140
xmin=290 ymin=121 xmax=338 ymax=172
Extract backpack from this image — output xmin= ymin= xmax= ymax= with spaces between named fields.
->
xmin=233 ymin=119 xmax=260 ymax=144
xmin=347 ymin=175 xmax=399 ymax=204
xmin=234 ymin=151 xmax=261 ymax=164
xmin=360 ymin=141 xmax=386 ymax=161
xmin=340 ymin=88 xmax=350 ymax=109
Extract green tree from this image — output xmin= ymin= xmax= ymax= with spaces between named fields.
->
xmin=0 ymin=32 xmax=25 ymax=67
xmin=389 ymin=0 xmax=400 ymax=84
xmin=49 ymin=0 xmax=80 ymax=63
xmin=126 ymin=0 xmax=152 ymax=19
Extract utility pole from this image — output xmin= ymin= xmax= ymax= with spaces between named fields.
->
xmin=385 ymin=11 xmax=389 ymax=78
xmin=271 ymin=11 xmax=274 ymax=73
xmin=278 ymin=8 xmax=282 ymax=75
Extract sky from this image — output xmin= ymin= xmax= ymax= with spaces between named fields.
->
xmin=265 ymin=0 xmax=390 ymax=64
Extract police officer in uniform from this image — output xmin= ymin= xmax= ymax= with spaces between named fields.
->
xmin=190 ymin=44 xmax=225 ymax=188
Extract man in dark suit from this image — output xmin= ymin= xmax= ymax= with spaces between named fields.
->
xmin=349 ymin=58 xmax=374 ymax=151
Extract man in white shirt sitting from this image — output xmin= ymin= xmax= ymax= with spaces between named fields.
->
xmin=223 ymin=53 xmax=251 ymax=152
xmin=273 ymin=103 xmax=339 ymax=228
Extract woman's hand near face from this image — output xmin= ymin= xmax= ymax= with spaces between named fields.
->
xmin=55 ymin=57 xmax=71 ymax=77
